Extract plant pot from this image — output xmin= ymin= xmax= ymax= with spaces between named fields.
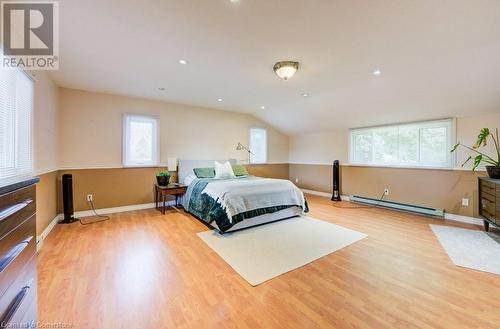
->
xmin=486 ymin=166 xmax=500 ymax=179
xmin=156 ymin=175 xmax=170 ymax=186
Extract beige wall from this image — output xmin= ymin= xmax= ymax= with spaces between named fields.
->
xmin=290 ymin=164 xmax=484 ymax=217
xmin=53 ymin=88 xmax=290 ymax=213
xmin=32 ymin=71 xmax=59 ymax=235
xmin=289 ymin=129 xmax=349 ymax=165
xmin=288 ymin=112 xmax=500 ymax=218
xmin=289 ymin=113 xmax=500 ymax=168
xmin=58 ymin=88 xmax=289 ymax=168
xmin=33 ymin=71 xmax=59 ymax=173
xmin=58 ymin=164 xmax=289 ymax=212
xmin=36 ymin=171 xmax=58 ymax=235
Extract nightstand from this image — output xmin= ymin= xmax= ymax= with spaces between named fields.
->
xmin=155 ymin=183 xmax=188 ymax=214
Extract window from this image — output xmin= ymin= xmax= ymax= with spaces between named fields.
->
xmin=349 ymin=119 xmax=454 ymax=168
xmin=123 ymin=114 xmax=159 ymax=167
xmin=249 ymin=127 xmax=267 ymax=164
xmin=0 ymin=69 xmax=33 ymax=180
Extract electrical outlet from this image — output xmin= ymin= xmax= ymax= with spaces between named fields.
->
xmin=86 ymin=194 xmax=93 ymax=202
xmin=384 ymin=188 xmax=389 ymax=196
xmin=462 ymin=198 xmax=469 ymax=207
xmin=295 ymin=178 xmax=299 ymax=183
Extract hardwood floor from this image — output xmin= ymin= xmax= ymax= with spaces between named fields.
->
xmin=38 ymin=195 xmax=500 ymax=329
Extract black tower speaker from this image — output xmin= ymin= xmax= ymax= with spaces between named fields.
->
xmin=61 ymin=174 xmax=77 ymax=223
xmin=331 ymin=160 xmax=341 ymax=201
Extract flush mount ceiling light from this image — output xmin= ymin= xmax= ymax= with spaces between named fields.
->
xmin=373 ymin=69 xmax=382 ymax=76
xmin=217 ymin=98 xmax=223 ymax=102
xmin=158 ymin=87 xmax=166 ymax=91
xmin=300 ymin=92 xmax=309 ymax=97
xmin=260 ymin=105 xmax=265 ymax=110
xmin=273 ymin=61 xmax=299 ymax=80
xmin=179 ymin=59 xmax=188 ymax=65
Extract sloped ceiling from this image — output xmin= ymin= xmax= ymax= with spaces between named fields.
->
xmin=50 ymin=0 xmax=500 ymax=134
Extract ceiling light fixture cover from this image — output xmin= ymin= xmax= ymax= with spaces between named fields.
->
xmin=273 ymin=61 xmax=299 ymax=80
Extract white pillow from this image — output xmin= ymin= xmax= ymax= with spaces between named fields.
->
xmin=214 ymin=161 xmax=235 ymax=179
xmin=183 ymin=174 xmax=197 ymax=186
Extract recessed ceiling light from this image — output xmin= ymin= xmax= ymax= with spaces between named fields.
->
xmin=373 ymin=69 xmax=382 ymax=76
xmin=179 ymin=59 xmax=188 ymax=65
xmin=217 ymin=98 xmax=223 ymax=102
xmin=158 ymin=87 xmax=166 ymax=91
xmin=260 ymin=106 xmax=265 ymax=110
xmin=301 ymin=92 xmax=309 ymax=97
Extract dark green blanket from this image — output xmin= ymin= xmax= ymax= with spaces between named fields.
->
xmin=187 ymin=179 xmax=308 ymax=232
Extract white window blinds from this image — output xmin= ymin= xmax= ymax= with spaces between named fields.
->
xmin=249 ymin=127 xmax=267 ymax=164
xmin=349 ymin=119 xmax=454 ymax=168
xmin=0 ymin=69 xmax=34 ymax=180
xmin=123 ymin=114 xmax=159 ymax=167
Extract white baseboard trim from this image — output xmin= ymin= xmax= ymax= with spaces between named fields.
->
xmin=73 ymin=202 xmax=165 ymax=218
xmin=36 ymin=201 xmax=177 ymax=252
xmin=444 ymin=213 xmax=483 ymax=226
xmin=300 ymin=188 xmax=483 ymax=226
xmin=300 ymin=188 xmax=330 ymax=198
xmin=300 ymin=188 xmax=350 ymax=201
xmin=36 ymin=214 xmax=61 ymax=252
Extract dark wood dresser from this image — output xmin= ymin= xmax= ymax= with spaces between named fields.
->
xmin=0 ymin=177 xmax=39 ymax=328
xmin=479 ymin=177 xmax=500 ymax=231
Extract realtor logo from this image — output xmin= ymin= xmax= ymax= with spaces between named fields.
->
xmin=1 ymin=1 xmax=59 ymax=70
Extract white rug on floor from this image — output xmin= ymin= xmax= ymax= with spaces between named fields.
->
xmin=430 ymin=225 xmax=500 ymax=275
xmin=197 ymin=216 xmax=367 ymax=286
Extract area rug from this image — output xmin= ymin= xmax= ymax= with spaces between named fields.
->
xmin=197 ymin=216 xmax=367 ymax=286
xmin=430 ymin=225 xmax=500 ymax=275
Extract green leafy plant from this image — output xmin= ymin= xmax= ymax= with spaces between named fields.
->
xmin=157 ymin=170 xmax=171 ymax=177
xmin=451 ymin=128 xmax=500 ymax=170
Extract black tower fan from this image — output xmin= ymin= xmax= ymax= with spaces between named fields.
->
xmin=331 ymin=160 xmax=341 ymax=201
xmin=61 ymin=174 xmax=78 ymax=223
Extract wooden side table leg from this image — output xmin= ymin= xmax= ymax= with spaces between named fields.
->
xmin=484 ymin=220 xmax=490 ymax=232
xmin=163 ymin=195 xmax=166 ymax=214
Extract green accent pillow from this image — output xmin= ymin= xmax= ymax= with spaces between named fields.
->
xmin=193 ymin=167 xmax=215 ymax=178
xmin=232 ymin=164 xmax=249 ymax=176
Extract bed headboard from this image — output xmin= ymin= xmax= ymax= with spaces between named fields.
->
xmin=178 ymin=159 xmax=237 ymax=185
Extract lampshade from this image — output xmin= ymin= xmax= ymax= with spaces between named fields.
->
xmin=273 ymin=61 xmax=299 ymax=80
xmin=167 ymin=157 xmax=177 ymax=171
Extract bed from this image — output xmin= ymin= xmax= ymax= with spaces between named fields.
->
xmin=179 ymin=160 xmax=308 ymax=233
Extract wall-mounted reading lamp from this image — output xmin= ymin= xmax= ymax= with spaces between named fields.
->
xmin=235 ymin=142 xmax=254 ymax=164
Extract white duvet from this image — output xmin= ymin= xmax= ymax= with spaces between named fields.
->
xmin=201 ymin=178 xmax=306 ymax=222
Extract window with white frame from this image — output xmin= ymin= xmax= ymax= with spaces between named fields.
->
xmin=0 ymin=69 xmax=34 ymax=180
xmin=123 ymin=114 xmax=159 ymax=167
xmin=249 ymin=127 xmax=267 ymax=164
xmin=349 ymin=119 xmax=454 ymax=168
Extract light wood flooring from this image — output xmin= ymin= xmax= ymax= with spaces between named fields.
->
xmin=38 ymin=195 xmax=500 ymax=329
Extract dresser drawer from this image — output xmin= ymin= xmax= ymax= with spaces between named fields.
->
xmin=481 ymin=180 xmax=496 ymax=196
xmin=162 ymin=188 xmax=187 ymax=195
xmin=481 ymin=197 xmax=496 ymax=215
xmin=481 ymin=191 xmax=495 ymax=203
xmin=0 ymin=186 xmax=35 ymax=240
xmin=0 ymin=215 xmax=35 ymax=297
xmin=0 ymin=256 xmax=36 ymax=327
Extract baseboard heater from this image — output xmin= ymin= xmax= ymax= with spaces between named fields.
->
xmin=350 ymin=195 xmax=444 ymax=218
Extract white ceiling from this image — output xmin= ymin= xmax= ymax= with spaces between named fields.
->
xmin=51 ymin=0 xmax=500 ymax=134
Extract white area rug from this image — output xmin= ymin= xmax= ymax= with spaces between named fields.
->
xmin=197 ymin=216 xmax=367 ymax=286
xmin=431 ymin=225 xmax=500 ymax=275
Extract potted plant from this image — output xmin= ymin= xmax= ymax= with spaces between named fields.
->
xmin=451 ymin=128 xmax=500 ymax=178
xmin=156 ymin=170 xmax=171 ymax=186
